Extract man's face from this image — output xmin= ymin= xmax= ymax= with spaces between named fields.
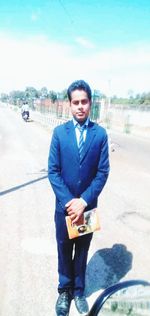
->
xmin=70 ymin=89 xmax=91 ymax=123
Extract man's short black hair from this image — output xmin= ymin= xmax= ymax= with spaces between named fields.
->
xmin=67 ymin=80 xmax=92 ymax=102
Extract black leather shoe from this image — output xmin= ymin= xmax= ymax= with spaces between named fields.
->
xmin=74 ymin=296 xmax=89 ymax=315
xmin=55 ymin=292 xmax=72 ymax=316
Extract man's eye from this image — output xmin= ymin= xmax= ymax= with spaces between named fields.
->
xmin=81 ymin=99 xmax=88 ymax=105
xmin=72 ymin=99 xmax=88 ymax=105
xmin=73 ymin=101 xmax=79 ymax=105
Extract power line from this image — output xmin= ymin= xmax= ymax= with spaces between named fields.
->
xmin=57 ymin=0 xmax=74 ymax=24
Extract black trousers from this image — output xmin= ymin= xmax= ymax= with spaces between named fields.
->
xmin=55 ymin=212 xmax=93 ymax=297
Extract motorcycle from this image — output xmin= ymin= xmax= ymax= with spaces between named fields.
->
xmin=22 ymin=110 xmax=29 ymax=122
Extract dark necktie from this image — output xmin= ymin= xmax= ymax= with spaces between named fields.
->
xmin=78 ymin=124 xmax=85 ymax=160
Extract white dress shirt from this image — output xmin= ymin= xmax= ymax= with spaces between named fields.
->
xmin=73 ymin=117 xmax=89 ymax=147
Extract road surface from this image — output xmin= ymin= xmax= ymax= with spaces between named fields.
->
xmin=0 ymin=105 xmax=150 ymax=316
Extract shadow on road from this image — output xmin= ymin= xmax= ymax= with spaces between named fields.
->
xmin=85 ymin=243 xmax=133 ymax=297
xmin=0 ymin=175 xmax=48 ymax=196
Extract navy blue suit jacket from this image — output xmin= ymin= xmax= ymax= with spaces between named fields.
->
xmin=48 ymin=120 xmax=110 ymax=214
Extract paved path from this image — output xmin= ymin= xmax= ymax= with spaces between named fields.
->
xmin=0 ymin=105 xmax=150 ymax=316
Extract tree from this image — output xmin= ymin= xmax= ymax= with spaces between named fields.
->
xmin=9 ymin=90 xmax=26 ymax=105
xmin=0 ymin=93 xmax=9 ymax=103
xmin=25 ymin=86 xmax=39 ymax=98
xmin=25 ymin=87 xmax=39 ymax=108
xmin=49 ymin=90 xmax=57 ymax=103
xmin=40 ymin=87 xmax=48 ymax=98
xmin=61 ymin=89 xmax=68 ymax=101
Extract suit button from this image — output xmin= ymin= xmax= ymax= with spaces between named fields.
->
xmin=78 ymin=180 xmax=81 ymax=184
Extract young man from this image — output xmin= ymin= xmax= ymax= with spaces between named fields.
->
xmin=48 ymin=80 xmax=110 ymax=316
xmin=21 ymin=101 xmax=30 ymax=120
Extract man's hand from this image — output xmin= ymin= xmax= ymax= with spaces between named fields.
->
xmin=65 ymin=198 xmax=86 ymax=224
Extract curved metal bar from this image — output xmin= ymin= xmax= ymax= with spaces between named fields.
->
xmin=88 ymin=279 xmax=150 ymax=316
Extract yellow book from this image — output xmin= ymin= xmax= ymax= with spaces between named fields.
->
xmin=65 ymin=208 xmax=100 ymax=239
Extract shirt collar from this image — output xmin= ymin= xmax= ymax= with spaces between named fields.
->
xmin=73 ymin=117 xmax=90 ymax=128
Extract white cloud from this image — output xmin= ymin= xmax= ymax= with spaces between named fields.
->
xmin=0 ymin=33 xmax=150 ymax=97
xmin=75 ymin=37 xmax=95 ymax=49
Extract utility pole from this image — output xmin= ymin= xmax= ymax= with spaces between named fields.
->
xmin=108 ymin=79 xmax=111 ymax=108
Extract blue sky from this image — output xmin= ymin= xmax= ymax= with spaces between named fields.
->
xmin=0 ymin=0 xmax=150 ymax=96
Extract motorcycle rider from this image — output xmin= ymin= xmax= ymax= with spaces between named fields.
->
xmin=21 ymin=101 xmax=30 ymax=120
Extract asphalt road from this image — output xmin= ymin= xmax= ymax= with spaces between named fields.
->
xmin=0 ymin=105 xmax=150 ymax=316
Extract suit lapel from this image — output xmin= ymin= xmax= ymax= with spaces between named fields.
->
xmin=65 ymin=120 xmax=79 ymax=161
